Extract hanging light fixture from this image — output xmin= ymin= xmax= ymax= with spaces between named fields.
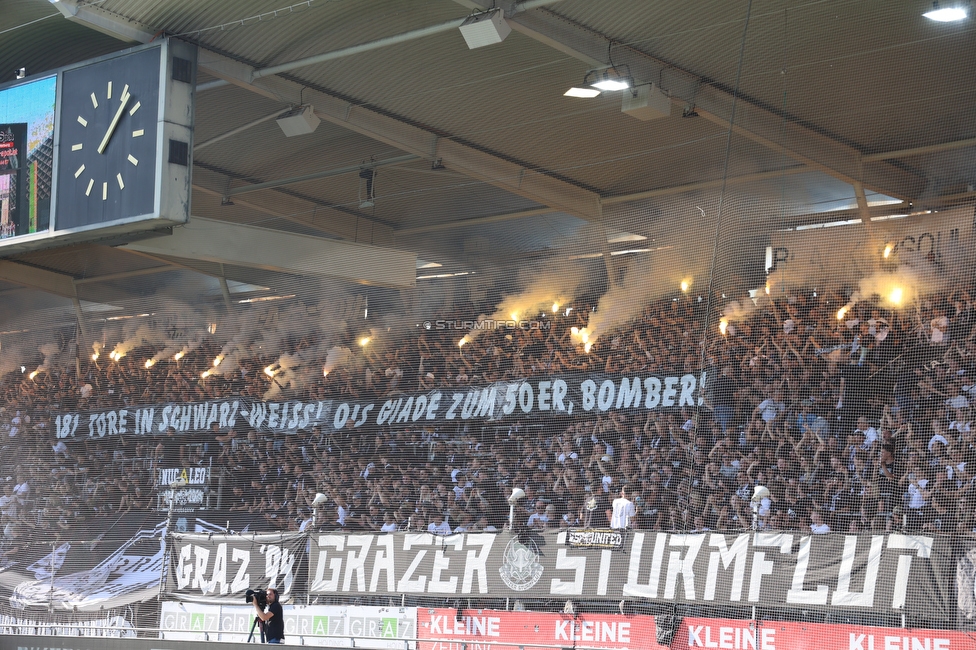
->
xmin=584 ymin=65 xmax=633 ymax=91
xmin=564 ymin=87 xmax=601 ymax=98
xmin=923 ymin=1 xmax=969 ymax=21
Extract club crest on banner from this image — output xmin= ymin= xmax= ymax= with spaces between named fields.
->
xmin=498 ymin=538 xmax=544 ymax=591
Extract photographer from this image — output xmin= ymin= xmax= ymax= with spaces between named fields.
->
xmin=252 ymin=587 xmax=284 ymax=644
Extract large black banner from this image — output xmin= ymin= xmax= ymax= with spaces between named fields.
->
xmin=51 ymin=371 xmax=709 ymax=440
xmin=0 ymin=524 xmax=959 ymax=620
xmin=307 ymin=531 xmax=954 ymax=620
xmin=166 ymin=532 xmax=306 ymax=603
xmin=0 ymin=512 xmax=165 ymax=612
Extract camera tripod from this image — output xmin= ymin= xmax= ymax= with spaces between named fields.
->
xmin=247 ymin=615 xmax=265 ymax=643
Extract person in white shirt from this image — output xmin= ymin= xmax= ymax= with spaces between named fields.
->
xmin=335 ymin=495 xmax=350 ymax=528
xmin=427 ymin=513 xmax=452 ymax=535
xmin=608 ymin=486 xmax=636 ymax=529
xmin=526 ymin=501 xmax=550 ymax=529
xmin=854 ymin=416 xmax=878 ymax=450
xmin=380 ymin=512 xmax=398 ymax=532
xmin=809 ymin=510 xmax=830 ymax=534
xmin=868 ymin=311 xmax=890 ymax=342
xmin=930 ymin=310 xmax=949 ymax=344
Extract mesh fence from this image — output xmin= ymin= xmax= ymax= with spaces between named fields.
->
xmin=0 ymin=0 xmax=974 ymax=643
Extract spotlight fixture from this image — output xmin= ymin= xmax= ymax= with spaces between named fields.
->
xmin=458 ymin=8 xmax=511 ymax=49
xmin=276 ymin=105 xmax=320 ymax=137
xmin=584 ymin=65 xmax=633 ymax=92
xmin=14 ymin=68 xmax=27 ymax=80
xmin=923 ymin=1 xmax=969 ymax=20
xmin=564 ymin=87 xmax=601 ymax=98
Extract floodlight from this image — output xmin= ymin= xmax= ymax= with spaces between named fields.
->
xmin=923 ymin=1 xmax=968 ymax=21
xmin=564 ymin=87 xmax=601 ymax=98
xmin=584 ymin=65 xmax=632 ymax=91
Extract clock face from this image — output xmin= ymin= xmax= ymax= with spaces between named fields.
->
xmin=56 ymin=47 xmax=160 ymax=231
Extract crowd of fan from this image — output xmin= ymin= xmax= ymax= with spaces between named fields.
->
xmin=2 ymin=284 xmax=976 ymax=552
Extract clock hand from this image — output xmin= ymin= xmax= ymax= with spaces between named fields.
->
xmin=97 ymin=86 xmax=131 ymax=155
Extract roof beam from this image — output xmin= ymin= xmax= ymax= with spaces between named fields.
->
xmin=862 ymin=136 xmax=976 ymax=162
xmin=194 ymin=0 xmax=566 ymax=93
xmin=191 ymin=178 xmax=395 ymax=246
xmin=48 ymin=0 xmax=154 ymax=43
xmin=122 ymin=217 xmax=417 ymax=288
xmin=398 ymin=207 xmax=555 ymax=236
xmin=194 ymin=110 xmax=284 ymax=152
xmin=73 ymin=265 xmax=176 ymax=285
xmin=226 ymin=155 xmax=419 ymax=198
xmin=194 ymin=49 xmax=602 ymax=223
xmin=0 ymin=260 xmax=76 ymax=298
xmin=453 ymin=1 xmax=922 ymax=201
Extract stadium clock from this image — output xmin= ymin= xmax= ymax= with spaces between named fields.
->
xmin=54 ymin=40 xmax=201 ymax=233
xmin=57 ymin=46 xmax=161 ymax=226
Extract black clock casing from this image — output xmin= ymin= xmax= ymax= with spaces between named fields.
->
xmin=56 ymin=46 xmax=161 ymax=229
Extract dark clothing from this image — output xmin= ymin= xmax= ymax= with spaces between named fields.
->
xmin=711 ymin=374 xmax=735 ymax=409
xmin=263 ymin=600 xmax=284 ymax=643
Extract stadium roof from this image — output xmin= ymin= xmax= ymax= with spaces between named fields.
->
xmin=0 ymin=0 xmax=974 ymax=326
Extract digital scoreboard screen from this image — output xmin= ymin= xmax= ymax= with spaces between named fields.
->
xmin=0 ymin=76 xmax=56 ymax=241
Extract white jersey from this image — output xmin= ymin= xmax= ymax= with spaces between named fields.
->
xmin=610 ymin=497 xmax=636 ymax=529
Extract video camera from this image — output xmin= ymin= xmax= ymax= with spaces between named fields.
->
xmin=245 ymin=588 xmax=267 ymax=607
